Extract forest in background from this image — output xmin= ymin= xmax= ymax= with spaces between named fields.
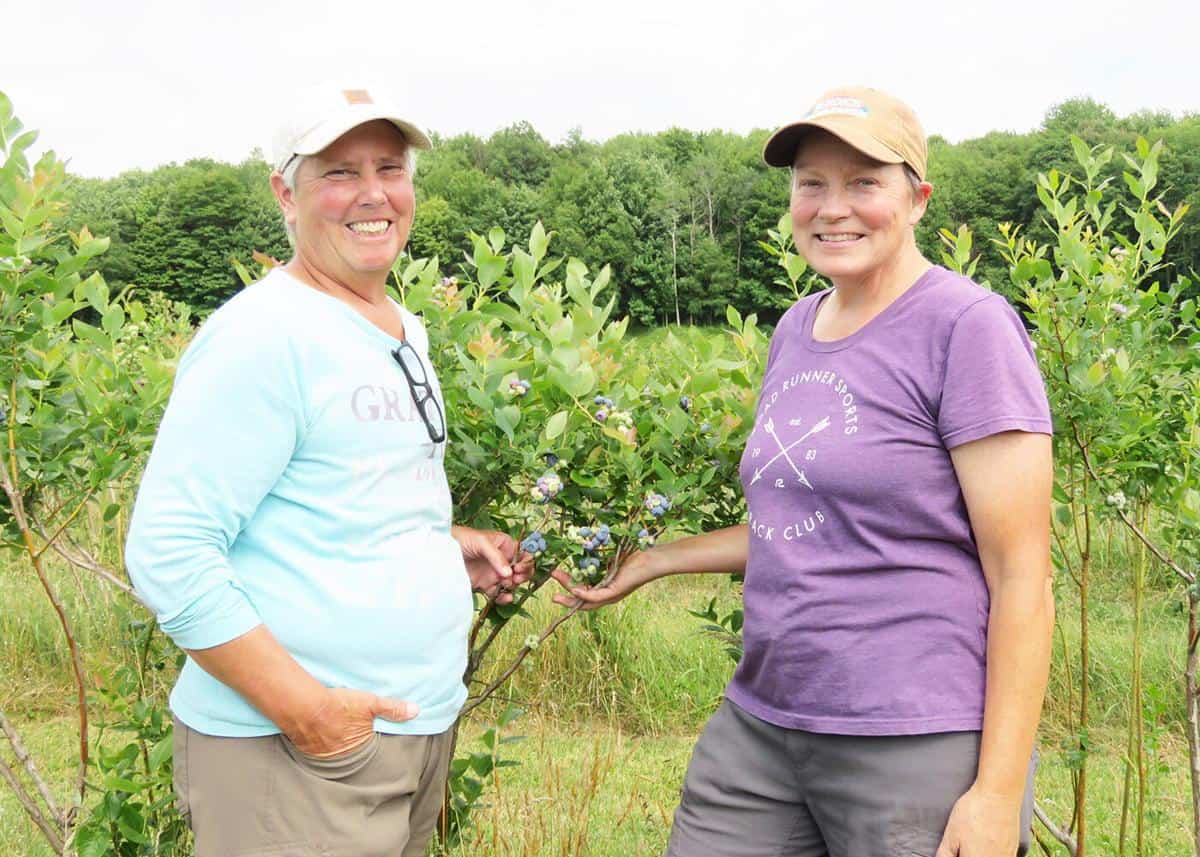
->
xmin=59 ymin=97 xmax=1200 ymax=324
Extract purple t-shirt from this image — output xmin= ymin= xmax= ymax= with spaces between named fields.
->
xmin=726 ymin=266 xmax=1052 ymax=736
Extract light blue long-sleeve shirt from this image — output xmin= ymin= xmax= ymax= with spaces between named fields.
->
xmin=126 ymin=268 xmax=472 ymax=737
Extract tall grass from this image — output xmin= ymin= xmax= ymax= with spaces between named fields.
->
xmin=0 ymin=339 xmax=1194 ymax=854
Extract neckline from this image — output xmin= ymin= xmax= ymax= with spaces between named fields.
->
xmin=801 ymin=266 xmax=943 ymax=353
xmin=271 ymin=268 xmax=411 ymax=349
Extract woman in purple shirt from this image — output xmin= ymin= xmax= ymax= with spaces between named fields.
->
xmin=555 ymin=87 xmax=1054 ymax=857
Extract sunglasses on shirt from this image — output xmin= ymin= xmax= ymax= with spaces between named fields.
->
xmin=391 ymin=341 xmax=447 ymax=444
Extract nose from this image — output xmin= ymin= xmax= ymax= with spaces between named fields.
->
xmin=815 ymin=185 xmax=851 ymax=221
xmin=357 ymin=168 xmax=387 ymax=206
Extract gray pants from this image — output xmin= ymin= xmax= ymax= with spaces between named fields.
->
xmin=173 ymin=717 xmax=453 ymax=857
xmin=666 ymin=699 xmax=1035 ymax=857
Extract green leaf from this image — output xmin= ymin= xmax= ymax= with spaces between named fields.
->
xmin=784 ymin=253 xmax=807 ymax=282
xmin=102 ymin=304 xmax=125 ymax=338
xmin=494 ymin=405 xmax=521 ymax=440
xmin=689 ymin=369 xmax=720 ymax=395
xmin=545 ymin=410 xmax=568 ymax=440
xmin=72 ymin=825 xmax=110 ymax=857
xmin=72 ymin=319 xmax=112 ymax=352
xmin=548 ymin=362 xmax=595 ymax=398
xmin=77 ymin=236 xmax=110 ymax=259
xmin=1069 ymin=135 xmax=1091 ymax=170
xmin=529 ymin=221 xmax=549 ymax=262
xmin=44 ymin=298 xmax=78 ymax=326
xmin=512 ymin=247 xmax=536 ymax=290
xmin=476 ymin=251 xmax=507 ymax=290
xmin=1123 ymin=172 xmax=1145 ymax=200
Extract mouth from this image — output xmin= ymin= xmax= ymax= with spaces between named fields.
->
xmin=815 ymin=233 xmax=864 ymax=244
xmin=346 ymin=219 xmax=393 ymax=237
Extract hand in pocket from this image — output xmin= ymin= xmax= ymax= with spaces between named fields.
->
xmin=286 ymin=688 xmax=418 ymax=758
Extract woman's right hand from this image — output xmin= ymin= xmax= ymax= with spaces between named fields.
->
xmin=551 ymin=549 xmax=664 ymax=610
xmin=285 ymin=687 xmax=419 ymax=758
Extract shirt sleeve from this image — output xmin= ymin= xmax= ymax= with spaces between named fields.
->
xmin=125 ymin=300 xmax=307 ymax=650
xmin=937 ymin=293 xmax=1053 ymax=449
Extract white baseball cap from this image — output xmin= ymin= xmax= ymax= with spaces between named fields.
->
xmin=271 ymin=82 xmax=432 ymax=173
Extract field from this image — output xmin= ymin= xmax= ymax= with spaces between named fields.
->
xmin=1 ymin=521 xmax=1194 ymax=856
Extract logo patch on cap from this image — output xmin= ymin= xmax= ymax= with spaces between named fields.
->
xmin=804 ymin=96 xmax=869 ymax=120
xmin=342 ymin=89 xmax=374 ymax=105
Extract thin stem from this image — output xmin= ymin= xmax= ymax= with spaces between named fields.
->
xmin=1036 ymin=801 xmax=1079 ymax=857
xmin=0 ymin=756 xmax=63 ymax=853
xmin=0 ymin=708 xmax=61 ymax=819
xmin=47 ymin=538 xmax=141 ymax=601
xmin=31 ymin=493 xmax=91 ymax=560
xmin=0 ymin=418 xmax=89 ymax=808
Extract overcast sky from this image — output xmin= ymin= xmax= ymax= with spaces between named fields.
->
xmin=4 ymin=0 xmax=1197 ymax=178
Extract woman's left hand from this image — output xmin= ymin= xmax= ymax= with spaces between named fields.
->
xmin=935 ymin=785 xmax=1021 ymax=857
xmin=451 ymin=525 xmax=534 ymax=604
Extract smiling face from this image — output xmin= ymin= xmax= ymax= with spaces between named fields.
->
xmin=273 ymin=119 xmax=414 ymax=288
xmin=790 ymin=130 xmax=931 ymax=286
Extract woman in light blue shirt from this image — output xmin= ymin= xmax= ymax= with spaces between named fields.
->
xmin=126 ymin=82 xmax=531 ymax=857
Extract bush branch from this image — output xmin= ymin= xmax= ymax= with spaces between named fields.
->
xmin=1034 ymin=801 xmax=1078 ymax=856
xmin=49 ymin=537 xmax=141 ymax=603
xmin=0 ymin=708 xmax=61 ymax=820
xmin=0 ymin=424 xmax=89 ymax=808
xmin=0 ymin=754 xmax=63 ymax=853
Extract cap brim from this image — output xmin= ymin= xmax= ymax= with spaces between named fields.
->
xmin=293 ymin=112 xmax=433 ymax=160
xmin=762 ymin=116 xmax=904 ymax=168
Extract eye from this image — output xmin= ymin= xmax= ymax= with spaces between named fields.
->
xmin=379 ymin=163 xmax=407 ymax=176
xmin=854 ymin=177 xmax=880 ymax=187
xmin=325 ymin=168 xmax=355 ymax=180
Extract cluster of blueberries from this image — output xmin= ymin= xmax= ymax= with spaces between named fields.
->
xmin=530 ymin=472 xmax=563 ymax=504
xmin=644 ymin=493 xmax=672 ymax=518
xmin=508 ymin=378 xmax=532 ymax=397
xmin=431 ymin=275 xmax=457 ymax=300
xmin=593 ymin=394 xmax=616 ymax=421
xmin=520 ymin=530 xmax=547 ymax=557
xmin=577 ymin=524 xmax=611 ymax=552
xmin=636 ymin=527 xmax=655 ymax=547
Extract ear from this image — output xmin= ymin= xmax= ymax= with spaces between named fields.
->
xmin=269 ymin=172 xmax=298 ymax=230
xmin=909 ymin=181 xmax=934 ymax=226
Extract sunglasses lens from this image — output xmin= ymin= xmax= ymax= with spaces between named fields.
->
xmin=396 ymin=344 xmax=428 ymax=383
xmin=425 ymin=399 xmax=446 ymax=440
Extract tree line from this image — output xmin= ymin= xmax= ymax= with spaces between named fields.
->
xmin=62 ymin=98 xmax=1200 ymax=324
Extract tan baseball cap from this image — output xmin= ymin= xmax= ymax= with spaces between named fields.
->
xmin=762 ymin=86 xmax=927 ymax=180
xmin=271 ymin=82 xmax=432 ymax=173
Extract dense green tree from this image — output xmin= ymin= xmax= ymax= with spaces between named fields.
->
xmin=60 ymin=98 xmax=1199 ymax=321
xmin=481 ymin=121 xmax=553 ymax=186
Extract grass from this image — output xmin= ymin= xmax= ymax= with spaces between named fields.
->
xmin=1 ymin=504 xmax=1196 ymax=855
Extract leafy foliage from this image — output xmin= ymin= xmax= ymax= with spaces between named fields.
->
xmin=61 ymin=102 xmax=1200 ymax=326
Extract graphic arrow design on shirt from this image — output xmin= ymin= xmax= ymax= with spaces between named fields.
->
xmin=750 ymin=415 xmax=830 ymax=487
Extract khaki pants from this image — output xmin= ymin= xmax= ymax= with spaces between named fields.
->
xmin=173 ymin=717 xmax=453 ymax=857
